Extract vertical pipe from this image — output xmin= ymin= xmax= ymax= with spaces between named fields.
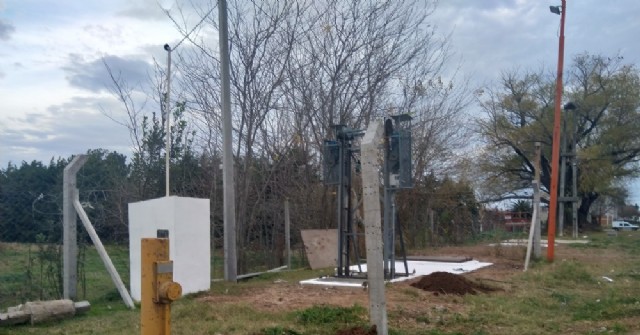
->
xmin=382 ymin=128 xmax=391 ymax=278
xmin=165 ymin=48 xmax=172 ymax=197
xmin=547 ymin=0 xmax=566 ymax=262
xmin=218 ymin=0 xmax=237 ymax=282
xmin=572 ymin=110 xmax=579 ymax=238
xmin=284 ymin=198 xmax=291 ymax=269
xmin=336 ymin=137 xmax=344 ymax=276
xmin=390 ymin=193 xmax=396 ymax=278
xmin=345 ymin=143 xmax=352 ymax=274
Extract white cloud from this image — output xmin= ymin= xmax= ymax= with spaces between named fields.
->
xmin=0 ymin=95 xmax=133 ymax=166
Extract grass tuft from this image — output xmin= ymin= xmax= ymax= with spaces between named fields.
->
xmin=296 ymin=304 xmax=366 ymax=325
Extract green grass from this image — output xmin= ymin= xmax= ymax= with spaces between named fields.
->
xmin=4 ymin=231 xmax=640 ymax=334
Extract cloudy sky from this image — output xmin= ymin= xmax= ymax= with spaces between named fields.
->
xmin=1 ymin=0 xmax=639 ymax=201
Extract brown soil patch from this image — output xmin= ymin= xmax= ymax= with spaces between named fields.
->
xmin=335 ymin=325 xmax=377 ymax=335
xmin=410 ymin=271 xmax=498 ymax=296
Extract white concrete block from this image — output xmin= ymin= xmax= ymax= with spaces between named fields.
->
xmin=128 ymin=196 xmax=210 ymax=301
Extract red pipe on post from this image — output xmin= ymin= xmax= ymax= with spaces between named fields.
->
xmin=547 ymin=0 xmax=567 ymax=262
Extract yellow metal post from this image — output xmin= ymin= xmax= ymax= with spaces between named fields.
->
xmin=141 ymin=238 xmax=182 ymax=335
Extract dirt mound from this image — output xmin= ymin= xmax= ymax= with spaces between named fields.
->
xmin=410 ymin=271 xmax=496 ymax=296
xmin=335 ymin=325 xmax=377 ymax=335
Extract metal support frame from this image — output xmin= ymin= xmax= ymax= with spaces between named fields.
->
xmin=333 ymin=125 xmax=364 ymax=277
xmin=382 ymin=115 xmax=412 ymax=280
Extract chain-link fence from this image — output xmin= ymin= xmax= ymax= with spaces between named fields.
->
xmin=0 ymin=187 xmax=307 ymax=311
xmin=1 ymin=158 xmax=528 ymax=311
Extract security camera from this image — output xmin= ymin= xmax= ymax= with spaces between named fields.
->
xmin=164 ymin=44 xmax=171 ymax=51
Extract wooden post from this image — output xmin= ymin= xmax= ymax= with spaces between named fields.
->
xmin=361 ymin=120 xmax=388 ymax=334
xmin=63 ymin=154 xmax=88 ymax=300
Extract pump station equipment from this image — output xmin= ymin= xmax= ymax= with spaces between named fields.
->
xmin=323 ymin=115 xmax=413 ymax=279
xmin=141 ymin=232 xmax=182 ymax=335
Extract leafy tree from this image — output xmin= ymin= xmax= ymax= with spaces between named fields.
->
xmin=477 ymin=53 xmax=640 ymax=227
xmin=0 ymin=160 xmax=65 ymax=242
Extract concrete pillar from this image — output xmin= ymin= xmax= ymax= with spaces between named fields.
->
xmin=62 ymin=155 xmax=88 ymax=300
xmin=361 ymin=120 xmax=388 ymax=334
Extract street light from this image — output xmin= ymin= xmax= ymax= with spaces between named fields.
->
xmin=162 ymin=6 xmax=215 ymax=197
xmin=164 ymin=44 xmax=172 ymax=197
xmin=547 ymin=0 xmax=567 ymax=262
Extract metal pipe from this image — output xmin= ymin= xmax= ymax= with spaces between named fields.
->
xmin=165 ymin=47 xmax=172 ymax=197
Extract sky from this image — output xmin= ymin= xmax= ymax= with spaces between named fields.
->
xmin=1 ymin=0 xmax=639 ymax=202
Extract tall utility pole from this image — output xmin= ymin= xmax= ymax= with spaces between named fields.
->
xmin=547 ymin=0 xmax=567 ymax=262
xmin=218 ymin=0 xmax=237 ymax=282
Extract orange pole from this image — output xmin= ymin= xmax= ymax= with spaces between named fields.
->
xmin=547 ymin=0 xmax=567 ymax=262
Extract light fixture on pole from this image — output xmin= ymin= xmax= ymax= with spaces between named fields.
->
xmin=547 ymin=0 xmax=567 ymax=262
xmin=161 ymin=6 xmax=215 ymax=197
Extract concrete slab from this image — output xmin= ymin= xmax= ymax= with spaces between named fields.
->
xmin=406 ymin=255 xmax=472 ymax=263
xmin=300 ymin=229 xmax=338 ymax=269
xmin=299 ymin=260 xmax=492 ymax=288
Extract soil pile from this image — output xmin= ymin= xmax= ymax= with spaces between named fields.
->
xmin=335 ymin=325 xmax=377 ymax=335
xmin=410 ymin=271 xmax=496 ymax=296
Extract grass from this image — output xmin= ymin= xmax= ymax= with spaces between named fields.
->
xmin=3 ymin=231 xmax=640 ymax=334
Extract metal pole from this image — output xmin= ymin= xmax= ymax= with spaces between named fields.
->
xmin=165 ymin=47 xmax=172 ymax=197
xmin=336 ymin=137 xmax=345 ymax=276
xmin=547 ymin=0 xmax=566 ymax=262
xmin=345 ymin=144 xmax=353 ymax=274
xmin=382 ymin=122 xmax=391 ymax=278
xmin=572 ymin=110 xmax=579 ymax=238
xmin=390 ymin=193 xmax=397 ymax=278
xmin=284 ymin=198 xmax=291 ymax=269
xmin=218 ymin=0 xmax=237 ymax=282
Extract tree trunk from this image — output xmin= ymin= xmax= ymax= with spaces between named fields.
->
xmin=578 ymin=192 xmax=599 ymax=230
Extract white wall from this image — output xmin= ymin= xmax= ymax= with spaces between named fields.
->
xmin=128 ymin=196 xmax=210 ymax=301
